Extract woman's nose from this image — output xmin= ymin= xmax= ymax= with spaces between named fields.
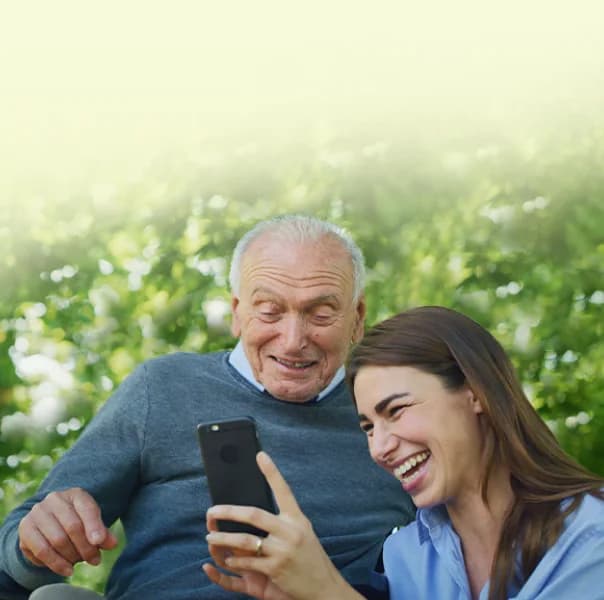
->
xmin=369 ymin=425 xmax=398 ymax=466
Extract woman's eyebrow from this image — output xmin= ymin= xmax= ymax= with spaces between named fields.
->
xmin=358 ymin=393 xmax=410 ymax=422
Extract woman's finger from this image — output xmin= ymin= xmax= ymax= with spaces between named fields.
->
xmin=207 ymin=539 xmax=231 ymax=568
xmin=206 ymin=531 xmax=265 ymax=556
xmin=205 ymin=452 xmax=300 ymax=538
xmin=256 ymin=452 xmax=303 ymax=516
xmin=202 ymin=563 xmax=247 ymax=594
xmin=207 ymin=503 xmax=281 ymax=537
xmin=206 ymin=508 xmax=219 ymax=533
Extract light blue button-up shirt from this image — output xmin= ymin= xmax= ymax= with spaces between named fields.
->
xmin=381 ymin=492 xmax=604 ymax=599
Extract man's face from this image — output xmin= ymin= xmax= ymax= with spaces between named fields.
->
xmin=231 ymin=234 xmax=366 ymax=403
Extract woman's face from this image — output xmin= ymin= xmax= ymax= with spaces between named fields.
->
xmin=354 ymin=365 xmax=486 ymax=509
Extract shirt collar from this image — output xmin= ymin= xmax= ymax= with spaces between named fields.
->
xmin=416 ymin=504 xmax=450 ymax=544
xmin=228 ymin=341 xmax=345 ymax=402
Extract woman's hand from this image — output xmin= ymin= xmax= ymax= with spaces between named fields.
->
xmin=203 ymin=558 xmax=292 ymax=600
xmin=203 ymin=451 xmax=363 ymax=600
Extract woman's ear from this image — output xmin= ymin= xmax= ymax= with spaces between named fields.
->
xmin=467 ymin=387 xmax=483 ymax=414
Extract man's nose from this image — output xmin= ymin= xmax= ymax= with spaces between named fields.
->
xmin=281 ymin=315 xmax=308 ymax=350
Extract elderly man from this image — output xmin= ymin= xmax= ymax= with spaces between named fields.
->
xmin=0 ymin=215 xmax=414 ymax=599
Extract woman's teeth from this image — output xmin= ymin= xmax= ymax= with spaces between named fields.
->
xmin=393 ymin=451 xmax=430 ymax=481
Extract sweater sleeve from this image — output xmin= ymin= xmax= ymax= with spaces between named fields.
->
xmin=0 ymin=567 xmax=33 ymax=600
xmin=0 ymin=364 xmax=149 ymax=592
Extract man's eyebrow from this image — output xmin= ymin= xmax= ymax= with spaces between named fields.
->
xmin=251 ymin=287 xmax=281 ymax=299
xmin=250 ymin=290 xmax=340 ymax=307
xmin=357 ymin=393 xmax=410 ymax=422
xmin=306 ymin=294 xmax=340 ymax=308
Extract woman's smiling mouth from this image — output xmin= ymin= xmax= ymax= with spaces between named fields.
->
xmin=393 ymin=451 xmax=431 ymax=487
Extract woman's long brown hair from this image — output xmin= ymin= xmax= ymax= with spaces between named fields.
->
xmin=346 ymin=306 xmax=604 ymax=600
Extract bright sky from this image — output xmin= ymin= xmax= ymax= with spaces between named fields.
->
xmin=1 ymin=1 xmax=603 ymax=191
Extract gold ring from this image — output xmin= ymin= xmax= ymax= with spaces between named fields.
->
xmin=255 ymin=536 xmax=264 ymax=557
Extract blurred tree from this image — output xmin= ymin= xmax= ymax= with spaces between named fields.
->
xmin=1 ymin=126 xmax=603 ymax=591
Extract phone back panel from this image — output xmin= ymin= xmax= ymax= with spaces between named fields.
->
xmin=198 ymin=417 xmax=275 ymax=536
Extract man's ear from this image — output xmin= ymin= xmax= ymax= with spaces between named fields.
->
xmin=352 ymin=296 xmax=367 ymax=343
xmin=230 ymin=296 xmax=241 ymax=337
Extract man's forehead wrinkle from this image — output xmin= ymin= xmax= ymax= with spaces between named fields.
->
xmin=251 ymin=288 xmax=342 ymax=309
xmin=242 ymin=238 xmax=352 ymax=272
xmin=244 ymin=265 xmax=351 ymax=288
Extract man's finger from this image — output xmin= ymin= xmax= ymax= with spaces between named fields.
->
xmin=20 ymin=545 xmax=44 ymax=568
xmin=25 ymin=489 xmax=113 ymax=568
xmin=30 ymin=508 xmax=82 ymax=565
xmin=44 ymin=491 xmax=102 ymax=565
xmin=70 ymin=489 xmax=109 ymax=547
xmin=20 ymin=501 xmax=83 ymax=567
xmin=18 ymin=524 xmax=74 ymax=577
xmin=98 ymin=530 xmax=119 ymax=551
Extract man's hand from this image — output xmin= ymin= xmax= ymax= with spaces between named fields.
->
xmin=18 ymin=488 xmax=118 ymax=577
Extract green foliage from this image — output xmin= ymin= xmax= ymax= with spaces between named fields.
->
xmin=1 ymin=126 xmax=603 ymax=591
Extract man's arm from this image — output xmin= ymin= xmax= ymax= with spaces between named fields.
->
xmin=0 ymin=364 xmax=149 ymax=591
xmin=0 ymin=568 xmax=31 ymax=600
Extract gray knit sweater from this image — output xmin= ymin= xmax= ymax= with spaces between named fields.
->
xmin=0 ymin=352 xmax=414 ymax=599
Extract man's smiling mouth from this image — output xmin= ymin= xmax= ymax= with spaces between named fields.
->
xmin=272 ymin=356 xmax=317 ymax=370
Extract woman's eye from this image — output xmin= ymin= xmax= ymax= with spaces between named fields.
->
xmin=360 ymin=423 xmax=373 ymax=435
xmin=388 ymin=405 xmax=405 ymax=418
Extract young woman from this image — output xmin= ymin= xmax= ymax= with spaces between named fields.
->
xmin=204 ymin=306 xmax=604 ymax=600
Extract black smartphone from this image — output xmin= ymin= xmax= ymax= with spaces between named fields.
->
xmin=197 ymin=416 xmax=276 ymax=537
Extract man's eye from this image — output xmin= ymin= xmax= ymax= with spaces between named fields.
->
xmin=260 ymin=311 xmax=280 ymax=321
xmin=256 ymin=305 xmax=280 ymax=320
xmin=311 ymin=312 xmax=336 ymax=325
xmin=360 ymin=423 xmax=373 ymax=435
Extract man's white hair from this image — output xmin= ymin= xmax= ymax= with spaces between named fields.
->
xmin=228 ymin=215 xmax=366 ymax=302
